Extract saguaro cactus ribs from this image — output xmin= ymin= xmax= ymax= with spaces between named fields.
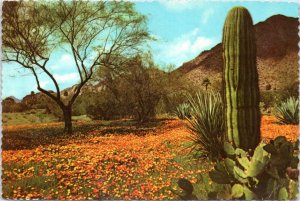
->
xmin=223 ymin=7 xmax=261 ymax=150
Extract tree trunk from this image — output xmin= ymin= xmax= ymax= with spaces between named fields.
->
xmin=63 ymin=106 xmax=73 ymax=134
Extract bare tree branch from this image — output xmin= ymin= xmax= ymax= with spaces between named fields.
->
xmin=2 ymin=0 xmax=151 ymax=133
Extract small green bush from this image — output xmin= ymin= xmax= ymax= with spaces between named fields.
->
xmin=185 ymin=91 xmax=225 ymax=161
xmin=174 ymin=103 xmax=191 ymax=119
xmin=275 ymin=97 xmax=299 ymax=125
xmin=260 ymin=83 xmax=299 ymax=112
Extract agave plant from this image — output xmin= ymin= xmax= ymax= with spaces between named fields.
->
xmin=175 ymin=103 xmax=191 ymax=119
xmin=185 ymin=91 xmax=225 ymax=161
xmin=275 ymin=96 xmax=299 ymax=125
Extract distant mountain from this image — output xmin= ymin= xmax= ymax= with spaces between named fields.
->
xmin=176 ymin=15 xmax=299 ymax=91
xmin=18 ymin=83 xmax=104 ymax=107
xmin=11 ymin=15 xmax=299 ymax=104
xmin=5 ymin=96 xmax=21 ymax=103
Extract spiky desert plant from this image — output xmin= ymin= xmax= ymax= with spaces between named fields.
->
xmin=185 ymin=91 xmax=225 ymax=161
xmin=209 ymin=136 xmax=299 ymax=200
xmin=223 ymin=7 xmax=261 ymax=150
xmin=175 ymin=103 xmax=191 ymax=119
xmin=275 ymin=96 xmax=299 ymax=125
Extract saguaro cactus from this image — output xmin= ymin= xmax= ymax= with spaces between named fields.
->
xmin=223 ymin=7 xmax=260 ymax=150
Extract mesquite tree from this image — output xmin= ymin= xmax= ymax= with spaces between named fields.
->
xmin=3 ymin=1 xmax=150 ymax=133
xmin=223 ymin=7 xmax=261 ymax=150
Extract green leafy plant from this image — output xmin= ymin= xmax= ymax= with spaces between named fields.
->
xmin=185 ymin=91 xmax=225 ymax=161
xmin=209 ymin=136 xmax=299 ymax=200
xmin=174 ymin=103 xmax=191 ymax=120
xmin=275 ymin=96 xmax=299 ymax=125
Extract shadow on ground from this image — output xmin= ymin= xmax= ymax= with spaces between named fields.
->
xmin=2 ymin=118 xmax=174 ymax=151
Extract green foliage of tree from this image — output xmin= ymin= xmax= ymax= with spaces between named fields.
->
xmin=3 ymin=1 xmax=150 ymax=133
xmin=89 ymin=54 xmax=168 ymax=122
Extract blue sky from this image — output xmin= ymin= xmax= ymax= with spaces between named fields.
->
xmin=2 ymin=1 xmax=298 ymax=99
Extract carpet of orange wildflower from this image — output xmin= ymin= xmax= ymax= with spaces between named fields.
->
xmin=2 ymin=116 xmax=298 ymax=199
xmin=260 ymin=115 xmax=298 ymax=142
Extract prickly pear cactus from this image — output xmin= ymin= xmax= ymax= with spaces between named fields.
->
xmin=209 ymin=142 xmax=269 ymax=200
xmin=264 ymin=136 xmax=299 ymax=179
xmin=223 ymin=6 xmax=261 ymax=150
xmin=209 ymin=139 xmax=299 ymax=200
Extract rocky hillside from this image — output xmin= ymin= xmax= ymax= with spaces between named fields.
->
xmin=176 ymin=15 xmax=299 ymax=91
xmin=13 ymin=15 xmax=298 ymax=104
xmin=5 ymin=96 xmax=21 ymax=103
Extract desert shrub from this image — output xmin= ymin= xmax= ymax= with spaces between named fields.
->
xmin=87 ymin=103 xmax=120 ymax=120
xmin=160 ymin=91 xmax=190 ymax=115
xmin=174 ymin=103 xmax=191 ymax=119
xmin=260 ymin=91 xmax=284 ymax=109
xmin=46 ymin=100 xmax=63 ymax=121
xmin=260 ymin=82 xmax=299 ymax=111
xmin=94 ymin=55 xmax=168 ymax=122
xmin=72 ymin=103 xmax=86 ymax=116
xmin=185 ymin=91 xmax=225 ymax=161
xmin=275 ymin=96 xmax=299 ymax=125
xmin=72 ymin=94 xmax=90 ymax=116
xmin=82 ymin=91 xmax=121 ymax=120
xmin=281 ymin=81 xmax=299 ymax=100
xmin=122 ymin=61 xmax=165 ymax=122
xmin=259 ymin=101 xmax=273 ymax=115
xmin=265 ymin=84 xmax=272 ymax=91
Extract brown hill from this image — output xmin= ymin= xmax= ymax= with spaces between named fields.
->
xmin=176 ymin=14 xmax=299 ymax=91
xmin=17 ymin=15 xmax=298 ymax=104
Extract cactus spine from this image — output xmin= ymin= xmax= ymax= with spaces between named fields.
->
xmin=223 ymin=7 xmax=260 ymax=150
